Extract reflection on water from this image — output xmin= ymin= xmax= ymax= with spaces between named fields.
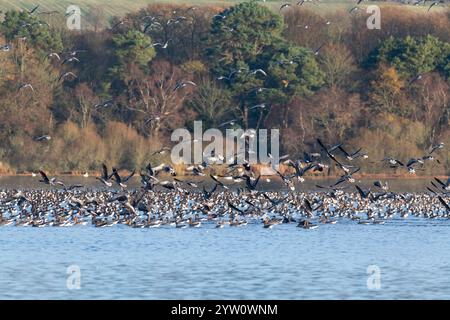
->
xmin=1 ymin=219 xmax=450 ymax=299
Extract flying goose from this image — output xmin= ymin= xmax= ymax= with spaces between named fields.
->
xmin=18 ymin=83 xmax=34 ymax=92
xmin=173 ymin=81 xmax=197 ymax=91
xmin=34 ymin=135 xmax=51 ymax=142
xmin=58 ymin=72 xmax=77 ymax=82
xmin=96 ymin=163 xmax=113 ymax=187
xmin=280 ymin=3 xmax=292 ymax=11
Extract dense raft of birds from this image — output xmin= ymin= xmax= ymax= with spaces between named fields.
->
xmin=0 ymin=139 xmax=449 ymax=229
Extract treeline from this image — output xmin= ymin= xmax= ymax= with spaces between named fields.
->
xmin=0 ymin=2 xmax=449 ymax=174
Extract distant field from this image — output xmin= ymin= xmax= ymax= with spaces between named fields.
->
xmin=0 ymin=0 xmax=447 ymax=18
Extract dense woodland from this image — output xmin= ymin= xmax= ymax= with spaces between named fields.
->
xmin=0 ymin=2 xmax=449 ymax=174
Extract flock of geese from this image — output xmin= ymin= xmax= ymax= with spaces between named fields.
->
xmin=0 ymin=3 xmax=449 ymax=230
xmin=278 ymin=0 xmax=447 ymax=13
xmin=0 ymin=139 xmax=448 ymax=230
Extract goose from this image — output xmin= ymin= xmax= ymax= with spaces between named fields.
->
xmin=279 ymin=3 xmax=292 ymax=11
xmin=173 ymin=81 xmax=197 ymax=91
xmin=213 ymin=14 xmax=227 ymax=20
xmin=152 ymin=147 xmax=171 ymax=156
xmin=297 ymin=220 xmax=318 ymax=230
xmin=111 ymin=19 xmax=128 ymax=30
xmin=188 ymin=217 xmax=201 ymax=228
xmin=62 ymin=57 xmax=80 ymax=65
xmin=409 ymin=73 xmax=423 ymax=85
xmin=313 ymin=43 xmax=326 ymax=56
xmin=185 ymin=165 xmax=206 ymax=176
xmin=34 ymin=135 xmax=51 ymax=142
xmin=151 ymin=41 xmax=170 ymax=49
xmin=249 ymin=69 xmax=267 ymax=77
xmin=0 ymin=44 xmax=11 ymax=52
xmin=65 ymin=9 xmax=76 ymax=17
xmin=210 ymin=174 xmax=229 ymax=190
xmin=355 ymin=185 xmax=371 ymax=200
xmin=249 ymin=103 xmax=267 ymax=110
xmin=58 ymin=72 xmax=77 ymax=82
xmin=349 ymin=6 xmax=359 ymax=14
xmin=218 ymin=119 xmax=238 ymax=128
xmin=338 ymin=146 xmax=367 ymax=161
xmin=38 ymin=170 xmax=58 ymax=186
xmin=275 ymin=170 xmax=295 ymax=191
xmin=111 ymin=168 xmax=135 ymax=188
xmin=373 ymin=181 xmax=389 ymax=191
xmin=434 ymin=177 xmax=450 ymax=191
xmin=28 ymin=4 xmax=40 ymax=14
xmin=381 ymin=157 xmax=404 ymax=167
xmin=428 ymin=1 xmax=438 ymax=12
xmin=429 ymin=142 xmax=444 ymax=154
xmin=48 ymin=52 xmax=61 ymax=60
xmin=18 ymin=83 xmax=34 ymax=92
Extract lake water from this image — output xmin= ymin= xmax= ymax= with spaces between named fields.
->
xmin=1 ymin=217 xmax=450 ymax=299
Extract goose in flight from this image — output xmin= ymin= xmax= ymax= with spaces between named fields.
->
xmin=151 ymin=41 xmax=170 ymax=49
xmin=355 ymin=185 xmax=371 ymax=200
xmin=62 ymin=57 xmax=80 ymax=65
xmin=243 ymin=174 xmax=261 ymax=191
xmin=303 ymin=152 xmax=321 ymax=163
xmin=331 ymin=167 xmax=360 ymax=186
xmin=249 ymin=69 xmax=267 ymax=77
xmin=249 ymin=103 xmax=267 ymax=110
xmin=280 ymin=3 xmax=292 ymax=11
xmin=373 ymin=180 xmax=389 ymax=191
xmin=111 ymin=168 xmax=136 ymax=188
xmin=428 ymin=2 xmax=438 ymax=12
xmin=314 ymin=43 xmax=326 ymax=56
xmin=409 ymin=73 xmax=423 ymax=86
xmin=210 ymin=174 xmax=229 ymax=190
xmin=338 ymin=146 xmax=367 ymax=161
xmin=58 ymin=72 xmax=77 ymax=82
xmin=152 ymin=146 xmax=171 ymax=156
xmin=66 ymin=50 xmax=87 ymax=57
xmin=96 ymin=163 xmax=113 ymax=187
xmin=213 ymin=14 xmax=227 ymax=20
xmin=174 ymin=81 xmax=197 ymax=91
xmin=0 ymin=44 xmax=11 ymax=52
xmin=203 ymin=184 xmax=218 ymax=200
xmin=94 ymin=99 xmax=113 ymax=109
xmin=317 ymin=139 xmax=342 ymax=163
xmin=65 ymin=9 xmax=76 ymax=17
xmin=218 ymin=119 xmax=238 ymax=128
xmin=111 ymin=19 xmax=128 ymax=30
xmin=34 ymin=135 xmax=51 ymax=142
xmin=38 ymin=170 xmax=61 ymax=186
xmin=349 ymin=6 xmax=359 ymax=14
xmin=429 ymin=142 xmax=444 ymax=154
xmin=186 ymin=165 xmax=206 ymax=176
xmin=28 ymin=4 xmax=40 ymax=15
xmin=18 ymin=83 xmax=34 ymax=92
xmin=287 ymin=161 xmax=314 ymax=182
xmin=438 ymin=196 xmax=450 ymax=212
xmin=143 ymin=21 xmax=162 ymax=33
xmin=381 ymin=157 xmax=404 ymax=167
xmin=48 ymin=52 xmax=61 ymax=60
xmin=434 ymin=177 xmax=450 ymax=191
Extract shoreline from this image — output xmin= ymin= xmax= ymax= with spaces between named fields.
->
xmin=0 ymin=173 xmax=446 ymax=179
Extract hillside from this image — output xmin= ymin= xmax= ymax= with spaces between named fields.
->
xmin=0 ymin=0 xmax=445 ymax=22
